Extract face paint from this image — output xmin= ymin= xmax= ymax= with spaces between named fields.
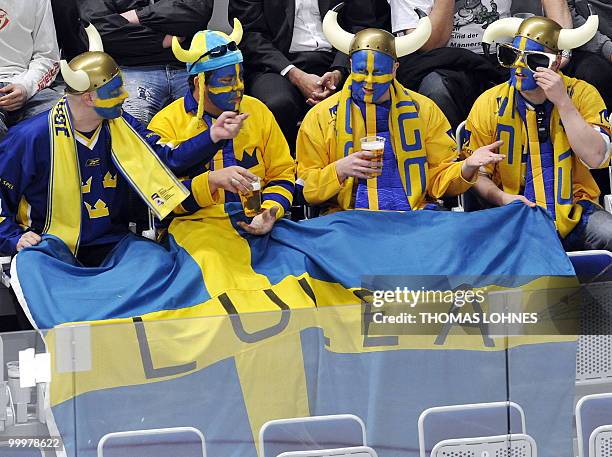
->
xmin=206 ymin=63 xmax=244 ymax=112
xmin=350 ymin=50 xmax=394 ymax=103
xmin=509 ymin=37 xmax=545 ymax=91
xmin=93 ymin=73 xmax=128 ymax=119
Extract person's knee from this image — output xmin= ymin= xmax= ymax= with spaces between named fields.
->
xmin=418 ymin=72 xmax=451 ymax=102
xmin=584 ymin=207 xmax=612 ymax=251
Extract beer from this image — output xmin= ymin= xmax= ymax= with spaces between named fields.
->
xmin=360 ymin=136 xmax=385 ymax=178
xmin=240 ymin=178 xmax=262 ymax=217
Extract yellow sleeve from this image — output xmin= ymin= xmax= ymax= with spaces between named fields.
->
xmin=462 ymin=92 xmax=498 ymax=177
xmin=148 ymin=110 xmax=179 ymax=146
xmin=572 ymin=80 xmax=611 ymax=168
xmin=296 ymin=107 xmax=344 ymax=205
xmin=173 ymin=172 xmax=220 ymax=215
xmin=423 ymin=100 xmax=475 ymax=198
xmin=260 ymin=106 xmax=296 ymax=219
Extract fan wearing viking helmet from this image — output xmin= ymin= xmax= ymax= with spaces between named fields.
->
xmin=296 ymin=5 xmax=503 ymax=213
xmin=463 ymin=15 xmax=612 ymax=251
xmin=0 ymin=25 xmax=232 ymax=265
xmin=148 ymin=20 xmax=295 ymax=236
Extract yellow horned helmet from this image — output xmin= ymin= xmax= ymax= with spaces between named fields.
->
xmin=482 ymin=14 xmax=599 ymax=52
xmin=61 ymin=25 xmax=121 ymax=94
xmin=322 ymin=3 xmax=431 ymax=59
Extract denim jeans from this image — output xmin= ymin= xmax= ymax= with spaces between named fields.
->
xmin=121 ymin=66 xmax=189 ymax=126
xmin=0 ymin=82 xmax=61 ymax=139
xmin=562 ymin=201 xmax=612 ymax=252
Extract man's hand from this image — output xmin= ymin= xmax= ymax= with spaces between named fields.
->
xmin=208 ymin=165 xmax=258 ymax=195
xmin=287 ymin=68 xmax=324 ymax=105
xmin=534 ymin=67 xmax=570 ymax=106
xmin=461 ymin=140 xmax=505 ymax=180
xmin=16 ymin=232 xmax=41 ymax=252
xmin=120 ymin=9 xmax=140 ymax=24
xmin=499 ymin=193 xmax=537 ymax=208
xmin=335 ymin=151 xmax=381 ymax=183
xmin=163 ymin=35 xmax=184 ymax=48
xmin=237 ymin=207 xmax=278 ymax=235
xmin=210 ymin=111 xmax=249 ymax=143
xmin=0 ymin=84 xmax=28 ymax=112
xmin=307 ymin=70 xmax=342 ymax=105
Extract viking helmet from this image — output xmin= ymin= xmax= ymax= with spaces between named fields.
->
xmin=172 ymin=19 xmax=244 ymax=75
xmin=322 ymin=3 xmax=432 ymax=59
xmin=482 ymin=14 xmax=599 ymax=52
xmin=61 ymin=25 xmax=121 ymax=94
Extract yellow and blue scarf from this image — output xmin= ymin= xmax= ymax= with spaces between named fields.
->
xmin=46 ymin=97 xmax=189 ymax=253
xmin=335 ymin=79 xmax=430 ymax=210
xmin=494 ymin=76 xmax=600 ymax=237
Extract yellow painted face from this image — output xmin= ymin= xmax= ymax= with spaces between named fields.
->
xmin=350 ymin=50 xmax=394 ymax=103
xmin=509 ymin=37 xmax=545 ymax=91
xmin=206 ymin=63 xmax=245 ymax=111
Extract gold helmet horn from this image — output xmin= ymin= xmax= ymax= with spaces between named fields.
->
xmin=322 ymin=3 xmax=431 ymax=58
xmin=61 ymin=24 xmax=121 ymax=94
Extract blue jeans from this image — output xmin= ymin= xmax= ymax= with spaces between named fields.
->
xmin=562 ymin=201 xmax=612 ymax=252
xmin=121 ymin=66 xmax=189 ymax=126
xmin=0 ymin=82 xmax=61 ymax=139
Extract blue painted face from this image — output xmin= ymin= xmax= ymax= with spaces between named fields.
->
xmin=350 ymin=50 xmax=395 ymax=103
xmin=206 ymin=63 xmax=244 ymax=111
xmin=93 ymin=73 xmax=128 ymax=119
xmin=509 ymin=37 xmax=545 ymax=91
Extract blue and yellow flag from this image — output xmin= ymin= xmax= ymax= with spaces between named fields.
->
xmin=11 ymin=203 xmax=578 ymax=457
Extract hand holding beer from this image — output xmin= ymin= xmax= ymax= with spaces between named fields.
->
xmin=360 ymin=136 xmax=385 ymax=178
xmin=335 ymin=145 xmax=385 ymax=183
xmin=208 ymin=166 xmax=258 ymax=196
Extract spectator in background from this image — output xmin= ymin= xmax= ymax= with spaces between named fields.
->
xmin=229 ymin=0 xmax=389 ymax=153
xmin=51 ymin=0 xmax=87 ymax=61
xmin=463 ymin=16 xmax=612 ymax=251
xmin=391 ymin=0 xmax=571 ymax=129
xmin=564 ymin=0 xmax=612 ymax=110
xmin=80 ymin=0 xmax=213 ymax=125
xmin=0 ymin=0 xmax=60 ymax=139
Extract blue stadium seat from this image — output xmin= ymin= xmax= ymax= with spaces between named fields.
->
xmin=97 ymin=427 xmax=206 ymax=457
xmin=567 ymin=251 xmax=612 ymax=284
xmin=259 ymin=415 xmax=367 ymax=457
xmin=576 ymin=393 xmax=612 ymax=457
xmin=418 ymin=402 xmax=527 ymax=457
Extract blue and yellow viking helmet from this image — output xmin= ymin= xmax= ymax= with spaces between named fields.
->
xmin=172 ymin=19 xmax=244 ymax=125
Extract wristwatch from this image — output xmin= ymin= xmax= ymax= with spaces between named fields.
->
xmin=561 ymin=50 xmax=572 ymax=60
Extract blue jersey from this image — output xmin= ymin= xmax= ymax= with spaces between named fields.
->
xmin=0 ymin=109 xmax=218 ymax=255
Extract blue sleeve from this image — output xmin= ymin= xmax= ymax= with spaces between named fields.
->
xmin=123 ymin=112 xmax=222 ymax=175
xmin=0 ymin=128 xmax=38 ymax=255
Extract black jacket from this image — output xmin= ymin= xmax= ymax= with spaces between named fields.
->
xmin=229 ymin=0 xmax=390 ymax=74
xmin=79 ymin=0 xmax=213 ymax=67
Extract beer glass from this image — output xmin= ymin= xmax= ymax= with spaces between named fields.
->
xmin=360 ymin=136 xmax=385 ymax=178
xmin=240 ymin=178 xmax=262 ymax=217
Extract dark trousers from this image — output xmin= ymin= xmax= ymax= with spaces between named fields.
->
xmin=246 ymin=51 xmax=335 ymax=154
xmin=396 ymin=48 xmax=507 ymax=129
xmin=562 ymin=202 xmax=612 ymax=252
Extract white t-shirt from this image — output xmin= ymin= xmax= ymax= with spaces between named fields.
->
xmin=449 ymin=0 xmax=512 ymax=53
xmin=389 ymin=0 xmax=435 ymax=33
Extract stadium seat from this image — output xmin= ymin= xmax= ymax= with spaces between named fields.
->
xmin=567 ymin=251 xmax=612 ymax=284
xmin=576 ymin=393 xmax=612 ymax=457
xmin=278 ymin=446 xmax=378 ymax=457
xmin=96 ymin=427 xmax=206 ymax=457
xmin=259 ymin=415 xmax=367 ymax=457
xmin=430 ymin=434 xmax=537 ymax=457
xmin=418 ymin=402 xmax=527 ymax=457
